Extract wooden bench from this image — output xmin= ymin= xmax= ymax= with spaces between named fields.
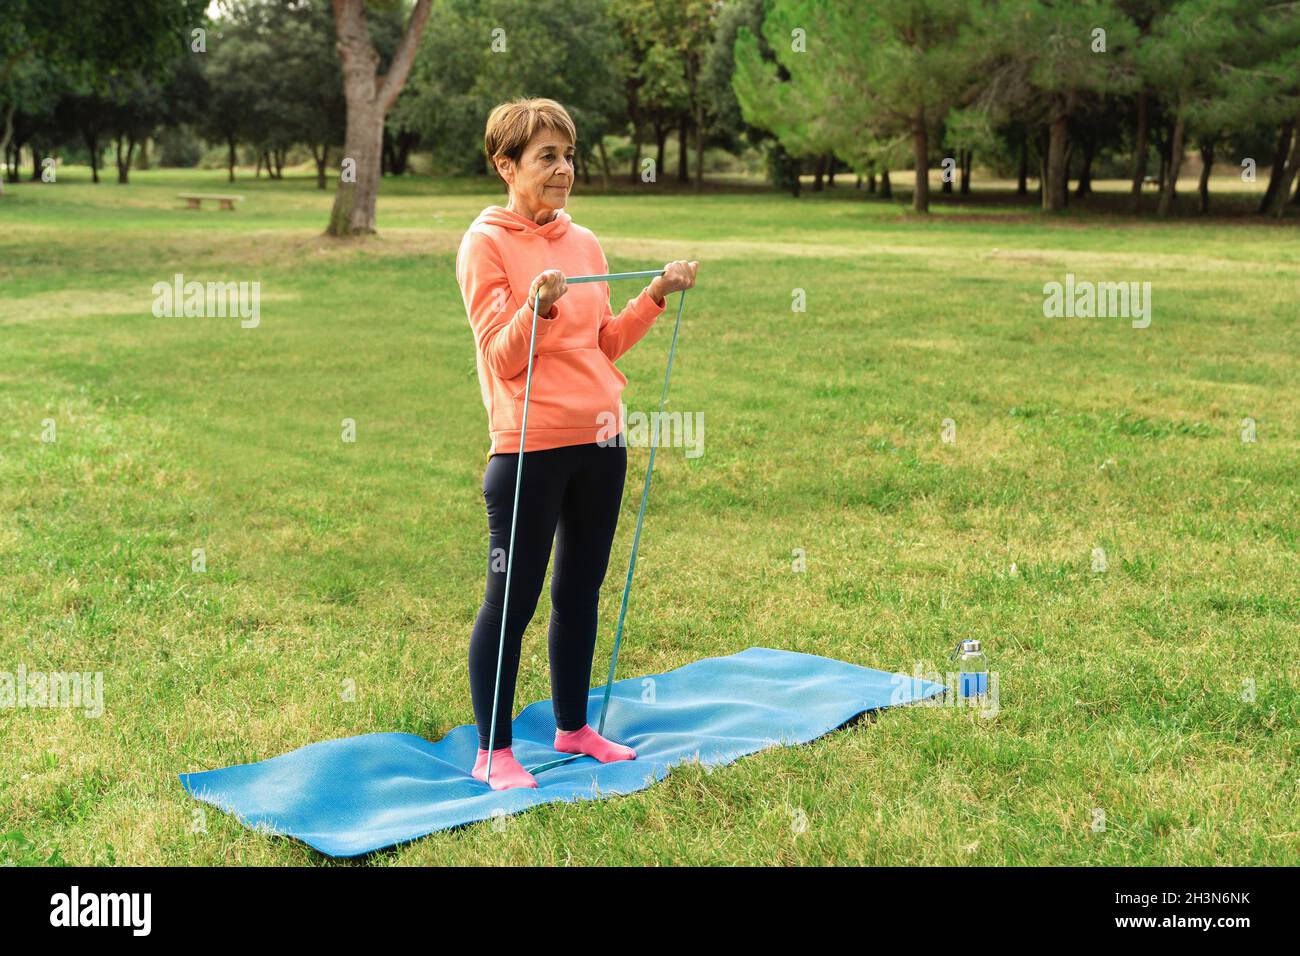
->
xmin=178 ymin=193 xmax=245 ymax=211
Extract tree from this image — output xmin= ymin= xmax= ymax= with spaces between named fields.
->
xmin=634 ymin=0 xmax=719 ymax=191
xmin=602 ymin=1 xmax=693 ymax=185
xmin=104 ymin=70 xmax=171 ymax=185
xmin=1 ymin=0 xmax=203 ymax=195
xmin=707 ymin=0 xmax=813 ymax=196
xmin=196 ymin=17 xmax=257 ymax=183
xmin=325 ymin=0 xmax=431 ymax=236
xmin=1118 ymin=1 xmax=1175 ymax=212
xmin=732 ymin=0 xmax=842 ymax=199
xmin=391 ymin=0 xmax=490 ymax=176
xmin=703 ymin=0 xmax=784 ymax=177
xmin=395 ymin=0 xmax=624 ymax=185
xmin=1208 ymin=0 xmax=1300 ymax=216
xmin=2 ymin=57 xmax=60 ymax=185
xmin=736 ymin=0 xmax=979 ymax=213
xmin=836 ymin=0 xmax=977 ymax=213
xmin=981 ymin=0 xmax=1137 ymax=212
xmin=1139 ymin=0 xmax=1244 ymax=216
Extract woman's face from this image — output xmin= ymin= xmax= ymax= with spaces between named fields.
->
xmin=498 ymin=129 xmax=574 ymax=222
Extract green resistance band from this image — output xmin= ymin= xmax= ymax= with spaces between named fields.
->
xmin=484 ymin=268 xmax=689 ymax=785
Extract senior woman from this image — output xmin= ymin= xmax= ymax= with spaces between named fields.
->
xmin=454 ymin=97 xmax=698 ymax=790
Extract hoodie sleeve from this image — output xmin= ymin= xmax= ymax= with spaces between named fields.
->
xmin=456 ymin=229 xmax=558 ymax=380
xmin=596 ymin=249 xmax=666 ymax=363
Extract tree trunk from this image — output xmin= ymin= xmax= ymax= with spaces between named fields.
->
xmin=328 ymin=105 xmax=383 ymax=235
xmin=654 ymin=122 xmax=666 ymax=179
xmin=31 ymin=146 xmax=44 ymax=181
xmin=812 ymin=153 xmax=825 ymax=191
xmin=315 ymin=144 xmax=329 ymax=189
xmin=596 ymin=137 xmax=611 ymax=190
xmin=395 ymin=131 xmax=415 ymax=175
xmin=827 ymin=155 xmax=836 ymax=187
xmin=694 ymin=110 xmax=705 ymax=192
xmin=1266 ymin=116 xmax=1300 ymax=218
xmin=879 ymin=169 xmax=891 ymax=199
xmin=1062 ymin=142 xmax=1073 ymax=208
xmin=677 ymin=116 xmax=689 ymax=183
xmin=326 ymin=0 xmax=432 ymax=237
xmin=0 ymin=101 xmax=14 ymax=197
xmin=115 ymin=134 xmax=135 ymax=184
xmin=227 ymin=137 xmax=236 ymax=183
xmin=912 ymin=113 xmax=929 ymax=213
xmin=1044 ymin=110 xmax=1068 ymax=212
xmin=1258 ymin=121 xmax=1294 ymax=213
xmin=1034 ymin=127 xmax=1046 ymax=201
xmin=1197 ymin=143 xmax=1213 ymax=214
xmin=86 ymin=129 xmax=100 ymax=184
xmin=1076 ymin=141 xmax=1094 ymax=197
xmin=1154 ymin=122 xmax=1172 ymax=191
xmin=1157 ymin=111 xmax=1186 ymax=217
xmin=960 ymin=148 xmax=971 ymax=195
xmin=1017 ymin=138 xmax=1028 ymax=195
xmin=867 ymin=171 xmax=876 ymax=193
xmin=1130 ymin=90 xmax=1149 ymax=213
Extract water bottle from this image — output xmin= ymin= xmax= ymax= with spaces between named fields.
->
xmin=952 ymin=639 xmax=988 ymax=699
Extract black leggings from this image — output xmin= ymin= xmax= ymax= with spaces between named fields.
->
xmin=468 ymin=436 xmax=627 ymax=749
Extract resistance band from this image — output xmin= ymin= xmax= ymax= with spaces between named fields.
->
xmin=485 ymin=269 xmax=689 ymax=785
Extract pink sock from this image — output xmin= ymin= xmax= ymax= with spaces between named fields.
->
xmin=472 ymin=747 xmax=538 ymax=790
xmin=554 ymin=724 xmax=636 ymax=763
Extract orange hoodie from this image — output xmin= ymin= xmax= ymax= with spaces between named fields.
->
xmin=455 ymin=205 xmax=667 ymax=457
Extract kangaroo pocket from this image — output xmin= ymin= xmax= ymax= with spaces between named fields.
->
xmin=504 ymin=347 xmax=627 ymax=431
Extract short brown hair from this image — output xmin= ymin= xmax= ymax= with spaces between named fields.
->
xmin=483 ymin=97 xmax=577 ymax=182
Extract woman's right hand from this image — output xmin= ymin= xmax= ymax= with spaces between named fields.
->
xmin=528 ymin=269 xmax=568 ymax=315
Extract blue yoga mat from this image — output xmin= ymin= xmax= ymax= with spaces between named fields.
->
xmin=179 ymin=647 xmax=945 ymax=857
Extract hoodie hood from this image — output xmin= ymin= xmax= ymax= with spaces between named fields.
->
xmin=472 ymin=204 xmax=572 ymax=240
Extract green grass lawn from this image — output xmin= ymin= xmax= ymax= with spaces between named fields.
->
xmin=1 ymin=166 xmax=1296 ymax=865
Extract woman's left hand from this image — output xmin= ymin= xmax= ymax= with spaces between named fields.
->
xmin=649 ymin=260 xmax=699 ymax=302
